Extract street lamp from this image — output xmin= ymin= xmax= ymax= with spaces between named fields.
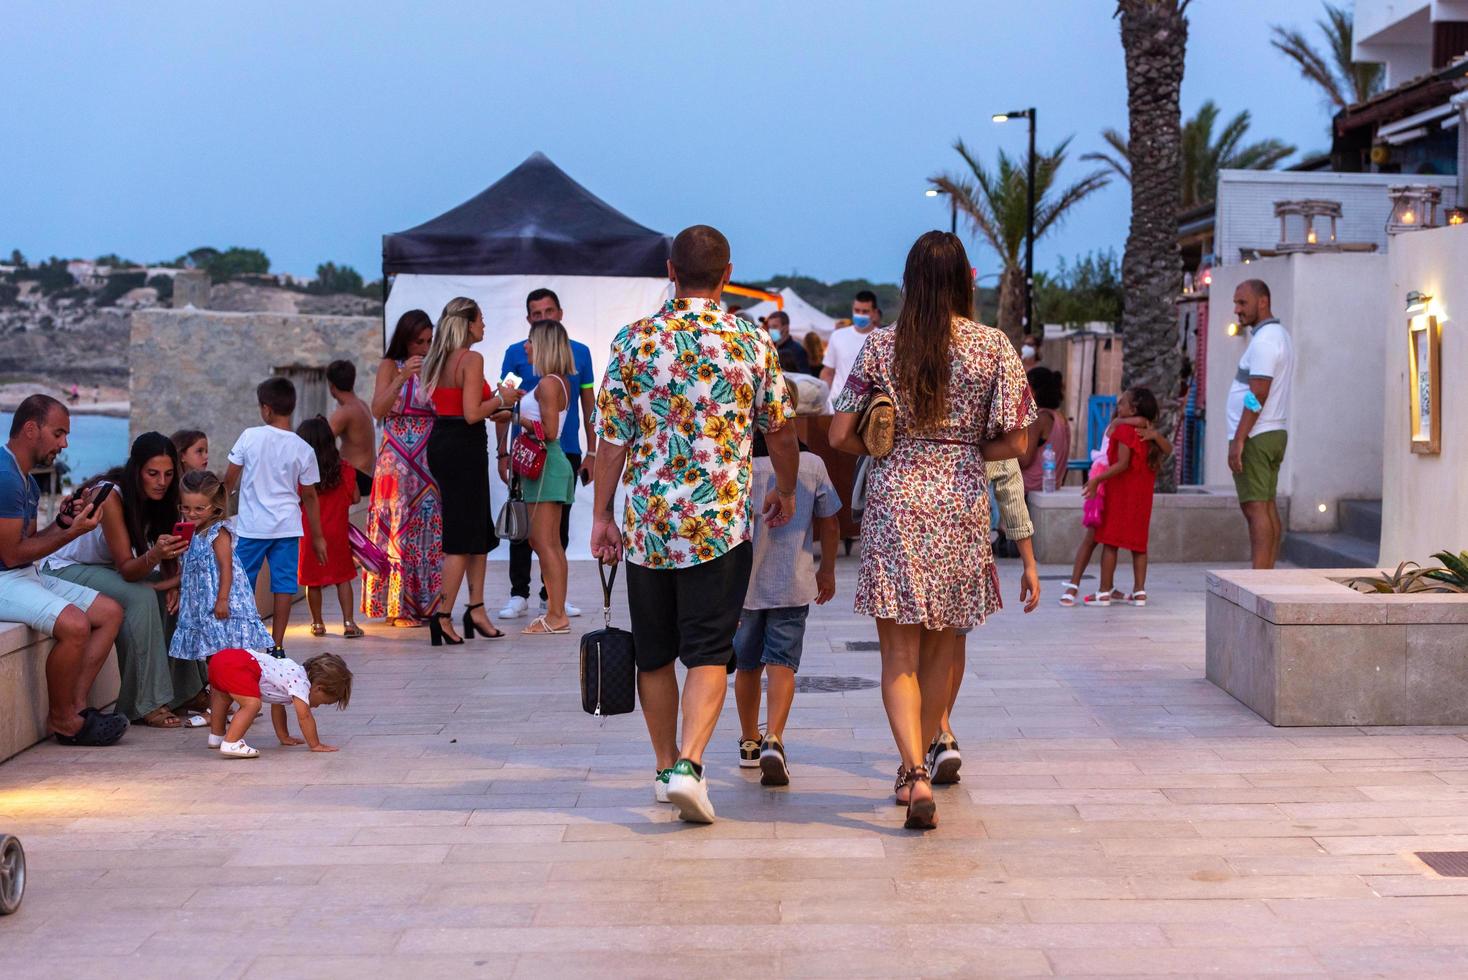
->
xmin=925 ymin=187 xmax=957 ymax=234
xmin=993 ymin=107 xmax=1037 ymax=335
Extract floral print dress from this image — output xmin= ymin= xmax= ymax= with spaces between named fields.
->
xmin=833 ymin=319 xmax=1035 ymax=630
xmin=168 ymin=519 xmax=273 ymax=661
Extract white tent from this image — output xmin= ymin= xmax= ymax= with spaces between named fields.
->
xmin=383 ymin=153 xmax=672 ymax=559
xmin=741 ymin=287 xmax=839 ymax=341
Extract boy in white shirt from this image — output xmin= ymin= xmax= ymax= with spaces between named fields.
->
xmin=224 ymin=378 xmax=327 ymax=656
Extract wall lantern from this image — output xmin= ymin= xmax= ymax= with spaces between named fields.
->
xmin=1448 ymin=207 xmax=1468 ymax=226
xmin=1407 ymin=297 xmax=1441 ymax=455
xmin=1387 ymin=184 xmax=1442 ymax=233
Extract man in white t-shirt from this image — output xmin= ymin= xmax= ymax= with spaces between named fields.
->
xmin=224 ymin=377 xmax=327 ymax=656
xmin=1226 ymin=279 xmax=1294 ymax=569
xmin=821 ymin=289 xmax=883 ymax=410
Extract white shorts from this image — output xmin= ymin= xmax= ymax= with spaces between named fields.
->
xmin=0 ymin=563 xmax=100 ymax=635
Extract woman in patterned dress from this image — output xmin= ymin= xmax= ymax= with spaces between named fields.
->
xmin=362 ymin=309 xmax=442 ymax=626
xmin=830 ymin=231 xmax=1036 ymax=830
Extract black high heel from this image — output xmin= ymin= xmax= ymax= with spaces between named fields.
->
xmin=461 ymin=603 xmax=505 ymax=639
xmin=429 ymin=611 xmax=463 ymax=647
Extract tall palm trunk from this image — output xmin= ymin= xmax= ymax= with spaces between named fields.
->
xmin=1118 ymin=0 xmax=1188 ymax=491
xmin=995 ymin=266 xmax=1026 ymax=345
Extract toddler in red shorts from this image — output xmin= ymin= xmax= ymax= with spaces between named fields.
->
xmin=207 ymin=648 xmax=353 ymax=758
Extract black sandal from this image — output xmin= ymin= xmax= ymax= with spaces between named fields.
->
xmin=901 ymin=765 xmax=937 ymax=830
xmin=428 ymin=611 xmax=463 ymax=647
xmin=55 ymin=710 xmax=128 ymax=747
xmin=461 ymin=602 xmax=504 ymax=639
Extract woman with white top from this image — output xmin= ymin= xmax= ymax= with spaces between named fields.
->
xmin=43 ymin=431 xmax=200 ymax=727
xmin=517 ymin=319 xmax=577 ymax=636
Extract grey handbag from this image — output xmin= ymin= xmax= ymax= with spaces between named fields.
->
xmin=495 ymin=476 xmax=530 ymax=542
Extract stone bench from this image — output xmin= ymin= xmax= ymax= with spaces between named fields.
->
xmin=1026 ymin=486 xmax=1288 ymax=565
xmin=1206 ymin=567 xmax=1468 ymax=726
xmin=0 ymin=620 xmax=121 ymax=764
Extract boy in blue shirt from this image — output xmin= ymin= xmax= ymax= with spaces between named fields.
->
xmin=494 ymin=288 xmax=596 ymax=619
xmin=732 ymin=432 xmax=841 ymax=787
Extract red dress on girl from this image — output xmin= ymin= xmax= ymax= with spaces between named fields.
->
xmin=1095 ymin=423 xmax=1155 ymax=553
xmin=298 ymin=461 xmax=356 ymax=586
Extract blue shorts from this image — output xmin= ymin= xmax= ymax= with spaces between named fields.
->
xmin=236 ymin=536 xmax=299 ymax=596
xmin=733 ymin=606 xmax=809 ymax=673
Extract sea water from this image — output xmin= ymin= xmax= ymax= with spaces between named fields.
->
xmin=0 ymin=411 xmax=129 ymax=484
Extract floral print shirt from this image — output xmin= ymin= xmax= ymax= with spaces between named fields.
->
xmin=596 ymin=298 xmax=793 ymax=569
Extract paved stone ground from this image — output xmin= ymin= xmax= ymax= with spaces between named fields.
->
xmin=4 ymin=557 xmax=1468 ymax=978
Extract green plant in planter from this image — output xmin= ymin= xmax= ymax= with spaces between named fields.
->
xmin=1347 ymin=561 xmax=1462 ymax=595
xmin=1426 ymin=550 xmax=1468 ymax=592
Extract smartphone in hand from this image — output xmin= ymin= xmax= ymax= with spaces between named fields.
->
xmin=172 ymin=521 xmax=196 ymax=545
xmin=85 ymin=483 xmax=114 ymax=515
xmin=502 ymin=371 xmax=523 ymax=389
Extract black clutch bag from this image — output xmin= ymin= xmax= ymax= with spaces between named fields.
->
xmin=579 ymin=561 xmax=636 ymax=717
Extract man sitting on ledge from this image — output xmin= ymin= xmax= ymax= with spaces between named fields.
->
xmin=0 ymin=394 xmax=128 ymax=746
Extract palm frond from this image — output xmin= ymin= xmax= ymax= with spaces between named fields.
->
xmin=1270 ymin=24 xmax=1349 ymax=110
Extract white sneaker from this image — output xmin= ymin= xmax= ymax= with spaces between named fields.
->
xmin=219 ymin=739 xmax=259 ymax=759
xmin=653 ymin=768 xmax=672 ymax=803
xmin=665 ymin=759 xmax=716 ymax=823
xmin=564 ymin=602 xmax=582 ymax=618
xmin=208 ymin=734 xmax=224 ymax=748
xmin=498 ymin=596 xmax=529 ymax=619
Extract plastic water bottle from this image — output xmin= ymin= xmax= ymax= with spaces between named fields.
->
xmin=1042 ymin=445 xmax=1057 ymax=492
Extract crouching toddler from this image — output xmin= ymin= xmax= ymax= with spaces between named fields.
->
xmin=207 ymin=648 xmax=352 ymax=758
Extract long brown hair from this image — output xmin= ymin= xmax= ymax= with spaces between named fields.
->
xmin=1126 ymin=386 xmax=1163 ymax=472
xmin=296 ymin=416 xmax=344 ymax=492
xmin=893 ymin=231 xmax=973 ymax=427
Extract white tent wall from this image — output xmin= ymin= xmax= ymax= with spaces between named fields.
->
xmin=384 ymin=272 xmax=670 ymax=561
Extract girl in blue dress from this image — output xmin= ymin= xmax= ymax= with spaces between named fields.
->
xmin=168 ymin=469 xmax=272 ymax=662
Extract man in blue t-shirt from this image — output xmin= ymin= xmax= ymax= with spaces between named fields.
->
xmin=494 ymin=288 xmax=597 ymax=620
xmin=0 ymin=394 xmax=127 ymax=746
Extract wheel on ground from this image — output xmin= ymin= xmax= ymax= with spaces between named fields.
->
xmin=0 ymin=834 xmax=24 ymax=915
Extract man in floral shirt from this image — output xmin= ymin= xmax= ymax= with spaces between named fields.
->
xmin=592 ymin=224 xmax=798 ymax=824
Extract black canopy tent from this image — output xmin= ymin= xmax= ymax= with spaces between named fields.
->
xmin=382 ymin=151 xmax=671 ymax=278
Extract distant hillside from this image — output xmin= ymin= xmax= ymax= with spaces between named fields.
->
xmin=749 ymin=274 xmax=999 ymax=324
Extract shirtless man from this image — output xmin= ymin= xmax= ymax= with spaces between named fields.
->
xmin=326 ymin=360 xmax=377 ymax=496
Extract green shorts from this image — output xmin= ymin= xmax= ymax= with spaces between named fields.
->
xmin=1233 ymin=429 xmax=1288 ymax=503
xmin=521 ymin=440 xmax=576 ymax=505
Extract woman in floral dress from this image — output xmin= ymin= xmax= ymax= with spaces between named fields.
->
xmin=362 ymin=310 xmax=443 ymax=626
xmin=831 ymin=231 xmax=1035 ymax=830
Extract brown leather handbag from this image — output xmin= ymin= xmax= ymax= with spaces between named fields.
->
xmin=857 ymin=392 xmax=896 ymax=458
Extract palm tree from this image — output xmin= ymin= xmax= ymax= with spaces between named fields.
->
xmin=1271 ymin=2 xmax=1384 ymax=112
xmin=1117 ymin=0 xmax=1189 ymax=491
xmin=929 ymin=138 xmax=1110 ymax=344
xmin=1082 ymin=102 xmax=1295 ymax=207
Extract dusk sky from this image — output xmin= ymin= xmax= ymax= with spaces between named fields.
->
xmin=6 ymin=0 xmax=1335 ymax=285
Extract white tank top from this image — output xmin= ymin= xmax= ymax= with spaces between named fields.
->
xmin=519 ymin=375 xmax=568 ymax=440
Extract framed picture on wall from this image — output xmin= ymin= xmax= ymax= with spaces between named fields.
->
xmin=1408 ymin=312 xmax=1441 ymax=454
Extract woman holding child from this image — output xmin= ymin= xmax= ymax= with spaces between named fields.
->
xmin=43 ymin=431 xmax=206 ymax=727
xmin=422 ymin=297 xmax=523 ymax=645
xmin=829 ymin=231 xmax=1035 ymax=830
xmin=364 ymin=309 xmax=442 ymax=627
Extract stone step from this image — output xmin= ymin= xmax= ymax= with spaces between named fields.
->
xmin=1281 ymin=530 xmax=1380 ymax=570
xmin=1339 ymin=499 xmax=1382 ymax=543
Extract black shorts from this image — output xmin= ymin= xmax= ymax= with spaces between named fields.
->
xmin=355 ymin=467 xmax=373 ymax=497
xmin=625 ymin=544 xmax=752 ymax=672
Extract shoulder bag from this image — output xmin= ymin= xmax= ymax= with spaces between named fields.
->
xmin=495 ymin=475 xmax=531 ymax=542
xmin=510 ymin=418 xmax=547 ymax=480
xmin=578 ymin=561 xmax=637 ymax=717
xmin=857 ymin=392 xmax=896 ymax=459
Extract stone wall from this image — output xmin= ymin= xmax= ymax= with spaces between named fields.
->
xmin=130 ymin=309 xmax=381 ymax=455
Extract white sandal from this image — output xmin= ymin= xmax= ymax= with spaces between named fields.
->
xmin=219 ymin=739 xmax=259 ymax=759
xmin=1083 ymin=589 xmax=1125 ymax=607
xmin=1129 ymin=590 xmax=1148 ymax=607
xmin=1058 ymin=583 xmax=1080 ymax=607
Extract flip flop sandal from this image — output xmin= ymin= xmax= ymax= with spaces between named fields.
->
xmin=309 ymin=622 xmax=327 ymax=637
xmin=342 ymin=622 xmax=365 ymax=639
xmin=137 ymin=708 xmax=183 ymax=729
xmin=1058 ymin=583 xmax=1080 ymax=607
xmin=521 ymin=616 xmax=570 ymax=636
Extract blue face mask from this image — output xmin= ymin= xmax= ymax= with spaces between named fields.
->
xmin=769 ymin=328 xmax=783 ymax=343
xmin=852 ymin=314 xmax=871 ymax=328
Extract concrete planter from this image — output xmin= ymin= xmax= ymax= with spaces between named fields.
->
xmin=1206 ymin=568 xmax=1468 ymax=726
xmin=1029 ymin=486 xmax=1288 ymax=565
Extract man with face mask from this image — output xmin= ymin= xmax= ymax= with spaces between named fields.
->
xmin=764 ymin=310 xmax=811 ymax=376
xmin=820 ymin=290 xmax=882 ymax=411
xmin=1021 ymin=333 xmax=1042 ymax=370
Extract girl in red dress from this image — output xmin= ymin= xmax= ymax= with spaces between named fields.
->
xmin=296 ymin=417 xmax=363 ymax=638
xmin=1082 ymin=388 xmax=1172 ymax=607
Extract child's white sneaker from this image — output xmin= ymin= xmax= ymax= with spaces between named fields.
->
xmin=219 ymin=739 xmax=259 ymax=759
xmin=207 ymin=734 xmax=224 ymax=748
